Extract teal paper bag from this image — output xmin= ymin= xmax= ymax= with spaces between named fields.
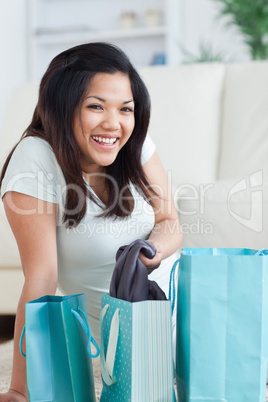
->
xmin=176 ymin=248 xmax=268 ymax=402
xmin=20 ymin=293 xmax=99 ymax=402
xmin=100 ymin=294 xmax=175 ymax=401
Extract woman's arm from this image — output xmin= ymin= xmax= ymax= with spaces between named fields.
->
xmin=139 ymin=151 xmax=183 ymax=271
xmin=0 ymin=192 xmax=58 ymax=401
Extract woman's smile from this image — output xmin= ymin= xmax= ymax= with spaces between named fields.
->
xmin=91 ymin=135 xmax=119 ymax=147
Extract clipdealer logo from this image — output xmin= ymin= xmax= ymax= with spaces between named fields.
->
xmin=227 ymin=170 xmax=263 ymax=232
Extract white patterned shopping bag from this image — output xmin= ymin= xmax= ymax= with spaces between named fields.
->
xmin=99 ymin=294 xmax=176 ymax=401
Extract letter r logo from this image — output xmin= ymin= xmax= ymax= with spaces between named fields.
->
xmin=227 ymin=170 xmax=263 ymax=232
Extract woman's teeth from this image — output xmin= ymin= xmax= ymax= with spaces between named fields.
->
xmin=92 ymin=136 xmax=117 ymax=145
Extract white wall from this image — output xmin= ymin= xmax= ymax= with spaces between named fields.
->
xmin=0 ymin=0 xmax=252 ymax=140
xmin=179 ymin=0 xmax=250 ymax=63
xmin=0 ymin=0 xmax=28 ymax=140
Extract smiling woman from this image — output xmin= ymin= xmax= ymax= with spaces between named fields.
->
xmin=0 ymin=42 xmax=182 ymax=400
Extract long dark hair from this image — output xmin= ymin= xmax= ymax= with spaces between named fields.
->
xmin=0 ymin=42 xmax=155 ymax=227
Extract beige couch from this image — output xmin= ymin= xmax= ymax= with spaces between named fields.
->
xmin=1 ymin=61 xmax=268 ymax=314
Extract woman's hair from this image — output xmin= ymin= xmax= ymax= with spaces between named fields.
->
xmin=0 ymin=42 xmax=155 ymax=227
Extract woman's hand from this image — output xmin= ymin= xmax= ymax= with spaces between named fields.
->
xmin=0 ymin=390 xmax=27 ymax=402
xmin=139 ymin=239 xmax=163 ymax=274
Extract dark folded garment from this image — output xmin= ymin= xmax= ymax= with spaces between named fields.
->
xmin=110 ymin=239 xmax=167 ymax=302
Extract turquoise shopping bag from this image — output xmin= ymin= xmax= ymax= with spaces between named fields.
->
xmin=20 ymin=293 xmax=99 ymax=402
xmin=99 ymin=294 xmax=176 ymax=401
xmin=176 ymin=248 xmax=268 ymax=402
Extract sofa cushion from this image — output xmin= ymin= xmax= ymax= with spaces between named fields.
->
xmin=0 ymin=268 xmax=24 ymax=314
xmin=0 ymin=83 xmax=39 ymax=268
xmin=0 ymin=82 xmax=39 ymax=165
xmin=0 ymin=202 xmax=21 ymax=266
xmin=139 ymin=63 xmax=226 ymax=186
xmin=177 ymin=173 xmax=268 ymax=250
xmin=218 ymin=61 xmax=268 ymax=180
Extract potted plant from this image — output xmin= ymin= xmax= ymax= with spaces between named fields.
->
xmin=212 ymin=0 xmax=268 ymax=60
xmin=180 ymin=42 xmax=224 ymax=63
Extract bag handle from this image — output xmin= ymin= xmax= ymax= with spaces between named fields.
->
xmin=169 ymin=257 xmax=184 ymax=402
xmin=168 ymin=258 xmax=180 ymax=314
xmin=19 ymin=326 xmax=26 ymax=357
xmin=99 ymin=304 xmax=120 ymax=386
xmin=255 ymin=249 xmax=268 ymax=256
xmin=20 ymin=308 xmax=100 ymax=359
xmin=71 ymin=306 xmax=100 ymax=358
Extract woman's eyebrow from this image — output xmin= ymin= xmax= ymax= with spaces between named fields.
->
xmin=86 ymin=95 xmax=105 ymax=102
xmin=85 ymin=96 xmax=134 ymax=104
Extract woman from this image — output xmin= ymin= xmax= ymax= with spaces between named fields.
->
xmin=0 ymin=42 xmax=182 ymax=401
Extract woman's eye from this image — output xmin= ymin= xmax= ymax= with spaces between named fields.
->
xmin=87 ymin=104 xmax=103 ymax=110
xmin=121 ymin=107 xmax=134 ymax=113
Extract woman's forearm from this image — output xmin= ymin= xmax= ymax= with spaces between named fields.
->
xmin=140 ymin=217 xmax=183 ymax=271
xmin=9 ymin=280 xmax=57 ymax=399
xmin=148 ymin=218 xmax=183 ymax=260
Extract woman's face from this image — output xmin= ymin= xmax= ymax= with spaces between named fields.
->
xmin=73 ymin=72 xmax=135 ymax=174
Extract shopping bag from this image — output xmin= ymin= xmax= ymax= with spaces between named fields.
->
xmin=99 ymin=293 xmax=176 ymax=401
xmin=175 ymin=248 xmax=268 ymax=402
xmin=20 ymin=293 xmax=99 ymax=402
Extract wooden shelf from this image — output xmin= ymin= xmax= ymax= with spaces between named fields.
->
xmin=32 ymin=26 xmax=167 ymax=45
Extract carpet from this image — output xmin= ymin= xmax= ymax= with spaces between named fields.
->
xmin=1 ymin=340 xmax=268 ymax=400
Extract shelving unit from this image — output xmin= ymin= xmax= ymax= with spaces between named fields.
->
xmin=26 ymin=0 xmax=181 ymax=80
xmin=32 ymin=26 xmax=167 ymax=45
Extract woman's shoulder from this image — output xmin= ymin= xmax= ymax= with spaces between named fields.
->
xmin=13 ymin=136 xmax=58 ymax=167
xmin=1 ymin=136 xmax=65 ymax=202
xmin=17 ymin=136 xmax=53 ymax=154
xmin=141 ymin=135 xmax=156 ymax=165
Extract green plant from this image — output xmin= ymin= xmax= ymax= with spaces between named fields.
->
xmin=180 ymin=42 xmax=224 ymax=63
xmin=212 ymin=0 xmax=268 ymax=60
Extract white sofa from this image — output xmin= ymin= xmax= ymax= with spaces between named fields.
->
xmin=1 ymin=61 xmax=268 ymax=314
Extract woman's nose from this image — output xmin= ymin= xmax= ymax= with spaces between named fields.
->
xmin=101 ymin=112 xmax=121 ymax=131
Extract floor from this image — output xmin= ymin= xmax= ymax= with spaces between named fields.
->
xmin=0 ymin=315 xmax=267 ymax=401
